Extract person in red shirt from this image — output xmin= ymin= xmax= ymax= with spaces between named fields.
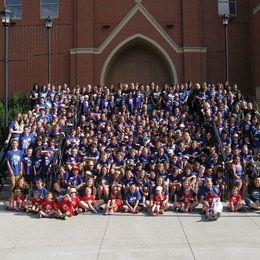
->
xmin=39 ymin=192 xmax=57 ymax=218
xmin=180 ymin=188 xmax=195 ymax=213
xmin=104 ymin=186 xmax=122 ymax=215
xmin=173 ymin=179 xmax=199 ymax=213
xmin=228 ymin=186 xmax=243 ymax=212
xmin=56 ymin=194 xmax=74 ymax=219
xmin=203 ymin=186 xmax=223 ymax=221
xmin=69 ymin=188 xmax=83 ymax=215
xmin=80 ymin=187 xmax=98 ymax=213
xmin=151 ymin=186 xmax=166 ymax=216
xmin=13 ymin=189 xmax=26 ymax=212
xmin=25 ymin=191 xmax=43 ymax=214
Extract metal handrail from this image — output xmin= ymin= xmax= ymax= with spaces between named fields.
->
xmin=212 ymin=122 xmax=229 ymax=200
xmin=57 ymin=95 xmax=82 ymax=168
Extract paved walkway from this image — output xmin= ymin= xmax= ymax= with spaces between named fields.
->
xmin=0 ymin=202 xmax=260 ymax=260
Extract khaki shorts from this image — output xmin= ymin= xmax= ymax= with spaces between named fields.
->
xmin=10 ymin=175 xmax=21 ymax=188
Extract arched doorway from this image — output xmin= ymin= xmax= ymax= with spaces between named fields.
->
xmin=101 ymin=35 xmax=176 ymax=86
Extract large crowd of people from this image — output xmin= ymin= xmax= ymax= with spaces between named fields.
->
xmin=3 ymin=81 xmax=260 ymax=220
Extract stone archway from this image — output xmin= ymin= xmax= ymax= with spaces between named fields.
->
xmin=100 ymin=34 xmax=177 ymax=86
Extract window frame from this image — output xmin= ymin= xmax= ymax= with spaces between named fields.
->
xmin=5 ymin=0 xmax=22 ymax=20
xmin=40 ymin=0 xmax=59 ymax=19
xmin=218 ymin=0 xmax=237 ymax=17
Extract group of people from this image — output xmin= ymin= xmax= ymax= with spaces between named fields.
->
xmin=3 ymin=81 xmax=260 ymax=220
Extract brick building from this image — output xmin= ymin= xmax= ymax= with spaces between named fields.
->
xmin=0 ymin=0 xmax=259 ymax=97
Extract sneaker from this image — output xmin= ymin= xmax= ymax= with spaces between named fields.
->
xmin=214 ymin=212 xmax=221 ymax=219
xmin=207 ymin=212 xmax=213 ymax=221
xmin=64 ymin=216 xmax=69 ymax=220
xmin=95 ymin=208 xmax=101 ymax=213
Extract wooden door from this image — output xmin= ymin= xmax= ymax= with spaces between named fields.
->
xmin=105 ymin=44 xmax=172 ymax=86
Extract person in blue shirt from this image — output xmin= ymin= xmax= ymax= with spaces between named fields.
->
xmin=67 ymin=165 xmax=84 ymax=191
xmin=168 ymin=167 xmax=182 ymax=201
xmin=19 ymin=126 xmax=34 ymax=153
xmin=5 ymin=113 xmax=24 ymax=144
xmin=85 ymin=144 xmax=100 ymax=162
xmin=36 ymin=108 xmax=49 ymax=123
xmin=253 ymin=123 xmax=260 ymax=154
xmin=221 ymin=130 xmax=232 ymax=147
xmin=120 ymin=170 xmax=136 ymax=194
xmin=153 ymin=147 xmax=169 ymax=163
xmin=134 ymin=90 xmax=144 ymax=110
xmin=122 ymin=183 xmax=141 ymax=214
xmin=6 ymin=139 xmax=24 ymax=189
xmin=66 ymin=148 xmax=81 ymax=171
xmin=245 ymin=176 xmax=260 ymax=210
xmin=23 ymin=148 xmax=33 ymax=187
xmin=40 ymin=150 xmax=53 ymax=187
xmin=31 ymin=178 xmax=48 ymax=199
xmin=125 ymin=148 xmax=138 ymax=166
xmin=82 ymin=95 xmax=90 ymax=114
xmin=96 ymin=166 xmax=111 ymax=200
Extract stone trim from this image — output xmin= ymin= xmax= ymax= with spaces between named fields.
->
xmin=70 ymin=2 xmax=207 ymax=55
xmin=99 ymin=34 xmax=178 ymax=86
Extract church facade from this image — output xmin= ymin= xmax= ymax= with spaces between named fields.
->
xmin=0 ymin=0 xmax=259 ymax=97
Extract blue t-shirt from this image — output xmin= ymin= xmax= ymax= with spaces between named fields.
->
xmin=124 ymin=190 xmax=141 ymax=205
xmin=6 ymin=149 xmax=24 ymax=176
xmin=249 ymin=187 xmax=260 ymax=202
xmin=19 ymin=134 xmax=34 ymax=152
xmin=68 ymin=176 xmax=83 ymax=187
xmin=24 ymin=155 xmax=33 ymax=176
xmin=31 ymin=187 xmax=48 ymax=199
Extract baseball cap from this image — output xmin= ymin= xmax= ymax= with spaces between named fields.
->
xmin=69 ymin=188 xmax=77 ymax=194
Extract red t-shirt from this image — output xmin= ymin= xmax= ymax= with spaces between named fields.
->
xmin=181 ymin=194 xmax=194 ymax=204
xmin=230 ymin=194 xmax=241 ymax=205
xmin=59 ymin=200 xmax=73 ymax=216
xmin=32 ymin=198 xmax=43 ymax=207
xmin=14 ymin=195 xmax=25 ymax=202
xmin=206 ymin=193 xmax=219 ymax=206
xmin=41 ymin=200 xmax=57 ymax=212
xmin=71 ymin=196 xmax=81 ymax=209
xmin=153 ymin=194 xmax=166 ymax=205
xmin=115 ymin=199 xmax=122 ymax=208
xmin=83 ymin=194 xmax=95 ymax=203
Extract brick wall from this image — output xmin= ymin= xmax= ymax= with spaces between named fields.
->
xmin=0 ymin=0 xmax=257 ymax=97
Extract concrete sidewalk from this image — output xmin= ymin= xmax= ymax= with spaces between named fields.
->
xmin=0 ymin=203 xmax=260 ymax=260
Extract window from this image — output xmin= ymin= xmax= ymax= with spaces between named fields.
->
xmin=218 ymin=0 xmax=236 ymax=16
xmin=41 ymin=0 xmax=59 ymax=18
xmin=5 ymin=0 xmax=22 ymax=19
